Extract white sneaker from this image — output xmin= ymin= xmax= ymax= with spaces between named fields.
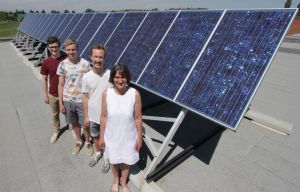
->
xmin=89 ymin=151 xmax=103 ymax=167
xmin=50 ymin=132 xmax=59 ymax=144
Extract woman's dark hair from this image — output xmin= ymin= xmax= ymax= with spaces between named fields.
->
xmin=109 ymin=63 xmax=131 ymax=84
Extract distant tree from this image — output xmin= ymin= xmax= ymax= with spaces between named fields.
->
xmin=72 ymin=10 xmax=76 ymax=13
xmin=35 ymin=10 xmax=39 ymax=13
xmin=284 ymin=0 xmax=292 ymax=8
xmin=64 ymin=9 xmax=69 ymax=13
xmin=85 ymin=8 xmax=95 ymax=12
xmin=51 ymin=9 xmax=59 ymax=13
xmin=0 ymin=12 xmax=9 ymax=21
xmin=41 ymin=10 xmax=45 ymax=13
xmin=29 ymin=10 xmax=34 ymax=13
xmin=298 ymin=3 xmax=300 ymax=16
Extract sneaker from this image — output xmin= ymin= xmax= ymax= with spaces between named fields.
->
xmin=50 ymin=132 xmax=59 ymax=144
xmin=102 ymin=153 xmax=110 ymax=173
xmin=72 ymin=143 xmax=82 ymax=155
xmin=88 ymin=151 xmax=103 ymax=167
xmin=86 ymin=143 xmax=94 ymax=156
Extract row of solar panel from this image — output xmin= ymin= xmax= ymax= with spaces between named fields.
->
xmin=18 ymin=9 xmax=297 ymax=130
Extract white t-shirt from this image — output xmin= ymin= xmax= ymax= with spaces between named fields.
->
xmin=56 ymin=58 xmax=91 ymax=103
xmin=82 ymin=69 xmax=110 ymax=124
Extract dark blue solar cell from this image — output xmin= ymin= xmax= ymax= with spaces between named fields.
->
xmin=39 ymin=14 xmax=60 ymax=42
xmin=23 ymin=14 xmax=37 ymax=34
xmin=137 ymin=11 xmax=223 ymax=100
xmin=176 ymin=9 xmax=297 ymax=129
xmin=76 ymin=13 xmax=108 ymax=57
xmin=80 ymin=12 xmax=124 ymax=60
xmin=53 ymin=14 xmax=74 ymax=37
xmin=29 ymin=14 xmax=47 ymax=37
xmin=34 ymin=14 xmax=55 ymax=41
xmin=118 ymin=11 xmax=177 ymax=81
xmin=25 ymin=14 xmax=39 ymax=33
xmin=42 ymin=14 xmax=65 ymax=42
xmin=67 ymin=13 xmax=94 ymax=42
xmin=105 ymin=12 xmax=147 ymax=69
xmin=18 ymin=14 xmax=31 ymax=32
xmin=59 ymin=14 xmax=83 ymax=45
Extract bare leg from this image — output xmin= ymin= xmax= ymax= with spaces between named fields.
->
xmin=111 ymin=164 xmax=120 ymax=185
xmin=94 ymin=135 xmax=101 ymax=152
xmin=83 ymin=126 xmax=91 ymax=143
xmin=120 ymin=164 xmax=130 ymax=188
xmin=73 ymin=122 xmax=82 ymax=143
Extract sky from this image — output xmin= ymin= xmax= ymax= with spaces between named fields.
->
xmin=0 ymin=0 xmax=299 ymax=12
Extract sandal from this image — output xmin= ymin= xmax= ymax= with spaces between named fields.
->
xmin=111 ymin=183 xmax=119 ymax=192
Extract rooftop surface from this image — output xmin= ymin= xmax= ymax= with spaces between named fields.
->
xmin=0 ymin=37 xmax=300 ymax=192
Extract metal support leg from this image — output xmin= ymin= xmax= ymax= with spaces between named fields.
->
xmin=143 ymin=108 xmax=188 ymax=178
xmin=33 ymin=48 xmax=47 ymax=67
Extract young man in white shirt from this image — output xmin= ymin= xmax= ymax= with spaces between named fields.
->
xmin=82 ymin=44 xmax=110 ymax=166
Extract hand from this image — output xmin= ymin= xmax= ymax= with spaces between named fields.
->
xmin=43 ymin=95 xmax=49 ymax=104
xmin=135 ymin=138 xmax=142 ymax=152
xmin=99 ymin=137 xmax=105 ymax=150
xmin=59 ymin=103 xmax=66 ymax=114
xmin=84 ymin=117 xmax=89 ymax=128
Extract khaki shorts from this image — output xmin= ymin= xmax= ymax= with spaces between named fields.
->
xmin=63 ymin=101 xmax=84 ymax=126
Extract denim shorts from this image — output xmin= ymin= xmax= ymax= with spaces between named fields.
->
xmin=89 ymin=121 xmax=100 ymax=137
xmin=63 ymin=101 xmax=84 ymax=126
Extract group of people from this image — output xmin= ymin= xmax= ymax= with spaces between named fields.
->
xmin=41 ymin=36 xmax=142 ymax=192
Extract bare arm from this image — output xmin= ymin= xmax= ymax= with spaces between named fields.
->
xmin=58 ymin=76 xmax=65 ymax=113
xmin=134 ymin=90 xmax=143 ymax=151
xmin=82 ymin=93 xmax=89 ymax=128
xmin=99 ymin=90 xmax=108 ymax=150
xmin=41 ymin=75 xmax=49 ymax=104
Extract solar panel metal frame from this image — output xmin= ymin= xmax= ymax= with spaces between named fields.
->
xmin=136 ymin=10 xmax=224 ymax=99
xmin=32 ymin=14 xmax=53 ymax=41
xmin=39 ymin=14 xmax=61 ymax=42
xmin=103 ymin=11 xmax=149 ymax=69
xmin=80 ymin=12 xmax=125 ymax=60
xmin=38 ymin=14 xmax=59 ymax=43
xmin=42 ymin=14 xmax=65 ymax=42
xmin=59 ymin=13 xmax=84 ymax=48
xmin=77 ymin=12 xmax=110 ymax=57
xmin=66 ymin=13 xmax=95 ymax=43
xmin=115 ymin=10 xmax=179 ymax=81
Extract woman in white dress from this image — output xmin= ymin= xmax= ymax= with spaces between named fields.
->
xmin=99 ymin=64 xmax=142 ymax=192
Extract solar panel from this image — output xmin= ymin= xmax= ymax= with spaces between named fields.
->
xmin=137 ymin=10 xmax=223 ymax=100
xmin=18 ymin=14 xmax=31 ymax=32
xmin=76 ymin=13 xmax=108 ymax=57
xmin=175 ymin=9 xmax=297 ymax=129
xmin=80 ymin=12 xmax=124 ymax=60
xmin=29 ymin=14 xmax=47 ymax=37
xmin=38 ymin=14 xmax=59 ymax=42
xmin=104 ymin=12 xmax=147 ymax=69
xmin=17 ymin=9 xmax=297 ymax=130
xmin=59 ymin=14 xmax=83 ymax=45
xmin=53 ymin=14 xmax=74 ymax=37
xmin=33 ymin=14 xmax=53 ymax=40
xmin=42 ymin=14 xmax=64 ymax=42
xmin=67 ymin=13 xmax=94 ymax=43
xmin=117 ymin=11 xmax=178 ymax=81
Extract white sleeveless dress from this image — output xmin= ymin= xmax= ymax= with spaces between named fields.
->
xmin=104 ymin=87 xmax=139 ymax=165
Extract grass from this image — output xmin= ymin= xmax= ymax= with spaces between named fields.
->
xmin=0 ymin=21 xmax=19 ymax=37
